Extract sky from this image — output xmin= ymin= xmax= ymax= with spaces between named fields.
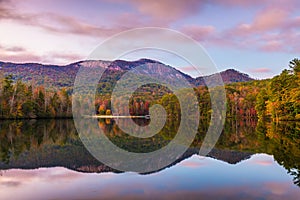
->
xmin=0 ymin=0 xmax=299 ymax=78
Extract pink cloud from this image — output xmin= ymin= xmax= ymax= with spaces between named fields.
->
xmin=251 ymin=8 xmax=288 ymax=31
xmin=128 ymin=0 xmax=203 ymax=23
xmin=213 ymin=1 xmax=300 ymax=54
xmin=111 ymin=12 xmax=146 ymax=27
xmin=180 ymin=66 xmax=197 ymax=72
xmin=5 ymin=46 xmax=26 ymax=52
xmin=286 ymin=16 xmax=300 ymax=29
xmin=0 ymin=45 xmax=26 ymax=53
xmin=1 ymin=167 xmax=84 ymax=183
xmin=0 ymin=1 xmax=142 ymax=37
xmin=212 ymin=0 xmax=270 ymax=7
xmin=252 ymin=160 xmax=273 ymax=166
xmin=250 ymin=68 xmax=272 ymax=73
xmin=45 ymin=52 xmax=84 ymax=63
xmin=0 ymin=52 xmax=43 ymax=63
xmin=0 ymin=181 xmax=22 ymax=187
xmin=181 ymin=25 xmax=215 ymax=41
xmin=260 ymin=40 xmax=283 ymax=52
xmin=1 ymin=0 xmax=194 ymax=37
xmin=231 ymin=7 xmax=289 ymax=37
xmin=0 ymin=44 xmax=84 ymax=64
xmin=32 ymin=13 xmax=126 ymax=37
xmin=1 ymin=0 xmax=299 ymax=57
xmin=180 ymin=160 xmax=206 ymax=168
xmin=126 ymin=0 xmax=278 ymax=24
xmin=264 ymin=182 xmax=291 ymax=195
xmin=248 ymin=155 xmax=274 ymax=166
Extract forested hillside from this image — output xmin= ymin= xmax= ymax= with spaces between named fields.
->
xmin=0 ymin=75 xmax=72 ymax=119
xmin=0 ymin=59 xmax=253 ymax=90
xmin=0 ymin=58 xmax=298 ymax=121
xmin=256 ymin=59 xmax=300 ymax=121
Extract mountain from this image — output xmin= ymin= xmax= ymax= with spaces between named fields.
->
xmin=0 ymin=60 xmax=111 ymax=88
xmin=195 ymin=69 xmax=253 ymax=86
xmin=0 ymin=59 xmax=254 ymax=89
xmin=0 ymin=139 xmax=253 ymax=174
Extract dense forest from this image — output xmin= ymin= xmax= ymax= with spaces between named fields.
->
xmin=0 ymin=75 xmax=72 ymax=119
xmin=0 ymin=58 xmax=299 ymax=121
xmin=256 ymin=59 xmax=300 ymax=121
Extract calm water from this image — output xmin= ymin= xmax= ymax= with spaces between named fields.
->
xmin=0 ymin=119 xmax=300 ymax=199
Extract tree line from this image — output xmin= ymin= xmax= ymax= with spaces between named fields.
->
xmin=1 ymin=58 xmax=299 ymax=121
xmin=256 ymin=58 xmax=300 ymax=121
xmin=0 ymin=75 xmax=72 ymax=119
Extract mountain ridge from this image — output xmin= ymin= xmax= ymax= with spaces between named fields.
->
xmin=0 ymin=59 xmax=254 ymax=89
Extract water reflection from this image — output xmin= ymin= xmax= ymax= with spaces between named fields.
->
xmin=1 ymin=155 xmax=300 ymax=200
xmin=0 ymin=119 xmax=300 ymax=189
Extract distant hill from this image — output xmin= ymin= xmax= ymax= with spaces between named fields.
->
xmin=0 ymin=59 xmax=254 ymax=90
xmin=195 ymin=69 xmax=254 ymax=86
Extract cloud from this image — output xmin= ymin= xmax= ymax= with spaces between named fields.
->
xmin=0 ymin=44 xmax=84 ymax=64
xmin=1 ymin=0 xmax=300 ymax=60
xmin=179 ymin=66 xmax=198 ymax=72
xmin=0 ymin=0 xmax=34 ymax=22
xmin=178 ymin=155 xmax=207 ymax=168
xmin=0 ymin=45 xmax=26 ymax=52
xmin=0 ymin=1 xmax=141 ymax=38
xmin=5 ymin=46 xmax=26 ymax=52
xmin=0 ymin=0 xmax=11 ymax=7
xmin=126 ymin=0 xmax=273 ymax=24
xmin=0 ymin=44 xmax=42 ymax=62
xmin=259 ymin=40 xmax=283 ymax=52
xmin=286 ymin=16 xmax=300 ymax=29
xmin=48 ymin=52 xmax=83 ymax=61
xmin=127 ymin=0 xmax=203 ymax=23
xmin=0 ymin=52 xmax=42 ymax=63
xmin=0 ymin=181 xmax=22 ymax=187
xmin=180 ymin=160 xmax=206 ymax=168
xmin=43 ymin=51 xmax=84 ymax=64
xmin=250 ymin=68 xmax=272 ymax=73
xmin=212 ymin=0 xmax=268 ymax=7
xmin=251 ymin=159 xmax=273 ymax=166
xmin=1 ymin=167 xmax=84 ymax=183
xmin=0 ymin=0 xmax=201 ymax=31
xmin=2 ymin=0 xmax=297 ymax=54
xmin=233 ymin=8 xmax=289 ymax=35
xmin=213 ymin=1 xmax=300 ymax=54
xmin=0 ymin=10 xmax=122 ymax=37
xmin=37 ymin=13 xmax=124 ymax=37
xmin=263 ymin=182 xmax=290 ymax=195
xmin=248 ymin=155 xmax=274 ymax=165
xmin=180 ymin=25 xmax=215 ymax=41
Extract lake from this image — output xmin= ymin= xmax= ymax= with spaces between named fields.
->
xmin=0 ymin=119 xmax=300 ymax=199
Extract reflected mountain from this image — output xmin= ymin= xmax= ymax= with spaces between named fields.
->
xmin=0 ymin=119 xmax=299 ymax=186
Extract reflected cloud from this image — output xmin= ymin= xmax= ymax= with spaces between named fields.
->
xmin=0 ymin=181 xmax=22 ymax=187
xmin=179 ymin=157 xmax=207 ymax=169
xmin=0 ymin=167 xmax=84 ymax=185
xmin=250 ymin=160 xmax=273 ymax=166
xmin=248 ymin=154 xmax=274 ymax=166
xmin=264 ymin=182 xmax=290 ymax=195
xmin=1 ymin=155 xmax=300 ymax=199
xmin=81 ymin=181 xmax=300 ymax=200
